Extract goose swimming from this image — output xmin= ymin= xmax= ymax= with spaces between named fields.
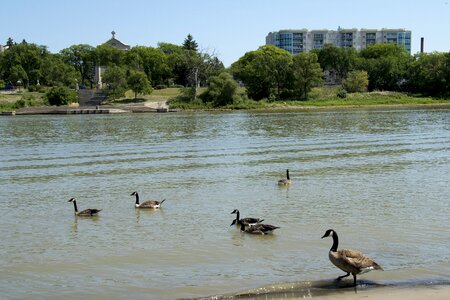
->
xmin=321 ymin=229 xmax=383 ymax=286
xmin=278 ymin=169 xmax=291 ymax=186
xmin=68 ymin=198 xmax=101 ymax=217
xmin=230 ymin=209 xmax=264 ymax=226
xmin=240 ymin=222 xmax=280 ymax=235
xmin=131 ymin=191 xmax=165 ymax=209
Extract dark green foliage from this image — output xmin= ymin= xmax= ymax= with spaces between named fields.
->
xmin=46 ymin=86 xmax=77 ymax=106
xmin=358 ymin=44 xmax=411 ymax=91
xmin=183 ymin=34 xmax=198 ymax=51
xmin=231 ymin=45 xmax=293 ymax=100
xmin=200 ymin=72 xmax=239 ymax=106
xmin=127 ymin=70 xmax=152 ymax=99
xmin=314 ymin=44 xmax=359 ymax=83
xmin=407 ymin=52 xmax=450 ymax=96
xmin=102 ymin=65 xmax=127 ymax=99
xmin=292 ymin=52 xmax=324 ymax=100
xmin=60 ymin=44 xmax=96 ymax=85
xmin=336 ymin=89 xmax=347 ymax=98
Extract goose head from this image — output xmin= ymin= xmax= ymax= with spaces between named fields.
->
xmin=321 ymin=229 xmax=335 ymax=239
xmin=68 ymin=198 xmax=76 ymax=203
xmin=130 ymin=191 xmax=138 ymax=196
xmin=230 ymin=209 xmax=238 ymax=214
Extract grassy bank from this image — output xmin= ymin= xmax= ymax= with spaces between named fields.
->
xmin=168 ymin=87 xmax=450 ymax=110
xmin=0 ymin=91 xmax=47 ymax=111
xmin=2 ymin=87 xmax=449 ymax=112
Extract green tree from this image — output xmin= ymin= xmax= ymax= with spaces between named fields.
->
xmin=201 ymin=72 xmax=239 ymax=106
xmin=342 ymin=70 xmax=369 ymax=93
xmin=60 ymin=44 xmax=95 ymax=86
xmin=359 ymin=44 xmax=411 ymax=91
xmin=95 ymin=44 xmax=124 ymax=67
xmin=6 ymin=37 xmax=14 ymax=47
xmin=292 ymin=52 xmax=323 ymax=100
xmin=40 ymin=54 xmax=80 ymax=86
xmin=1 ymin=42 xmax=48 ymax=86
xmin=315 ymin=44 xmax=359 ymax=83
xmin=183 ymin=34 xmax=198 ymax=51
xmin=125 ymin=46 xmax=170 ymax=86
xmin=9 ymin=65 xmax=28 ymax=88
xmin=102 ymin=65 xmax=127 ymax=99
xmin=408 ymin=52 xmax=450 ymax=96
xmin=127 ymin=70 xmax=152 ymax=99
xmin=231 ymin=45 xmax=293 ymax=100
xmin=46 ymin=86 xmax=77 ymax=106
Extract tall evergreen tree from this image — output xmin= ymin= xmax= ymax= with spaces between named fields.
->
xmin=183 ymin=34 xmax=198 ymax=51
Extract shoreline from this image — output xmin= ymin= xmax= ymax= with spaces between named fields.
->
xmin=2 ymin=102 xmax=450 ymax=116
xmin=195 ymin=280 xmax=450 ymax=300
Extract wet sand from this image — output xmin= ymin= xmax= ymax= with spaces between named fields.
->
xmin=312 ymin=285 xmax=450 ymax=300
xmin=196 ymin=281 xmax=450 ymax=300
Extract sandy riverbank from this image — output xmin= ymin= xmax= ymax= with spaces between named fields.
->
xmin=197 ymin=280 xmax=450 ymax=300
xmin=310 ymin=284 xmax=450 ymax=300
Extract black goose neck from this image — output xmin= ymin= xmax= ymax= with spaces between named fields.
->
xmin=73 ymin=200 xmax=78 ymax=213
xmin=330 ymin=231 xmax=339 ymax=252
xmin=286 ymin=170 xmax=290 ymax=180
xmin=236 ymin=210 xmax=240 ymax=221
xmin=134 ymin=193 xmax=140 ymax=205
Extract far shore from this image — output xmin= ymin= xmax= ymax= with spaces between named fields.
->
xmin=3 ymin=102 xmax=450 ymax=116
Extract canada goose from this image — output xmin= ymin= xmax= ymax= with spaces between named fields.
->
xmin=321 ymin=229 xmax=383 ymax=286
xmin=131 ymin=191 xmax=165 ymax=209
xmin=68 ymin=198 xmax=101 ymax=217
xmin=230 ymin=209 xmax=264 ymax=226
xmin=240 ymin=222 xmax=280 ymax=235
xmin=278 ymin=169 xmax=291 ymax=186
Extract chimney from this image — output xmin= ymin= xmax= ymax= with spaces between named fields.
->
xmin=420 ymin=37 xmax=424 ymax=53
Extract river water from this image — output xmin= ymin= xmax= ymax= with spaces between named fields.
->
xmin=0 ymin=109 xmax=449 ymax=299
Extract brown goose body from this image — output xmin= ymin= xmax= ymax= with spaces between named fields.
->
xmin=131 ymin=191 xmax=165 ymax=209
xmin=230 ymin=209 xmax=264 ymax=226
xmin=278 ymin=169 xmax=291 ymax=186
xmin=240 ymin=223 xmax=280 ymax=235
xmin=322 ymin=229 xmax=383 ymax=286
xmin=68 ymin=198 xmax=101 ymax=217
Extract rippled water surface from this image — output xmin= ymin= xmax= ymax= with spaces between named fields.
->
xmin=0 ymin=109 xmax=449 ymax=299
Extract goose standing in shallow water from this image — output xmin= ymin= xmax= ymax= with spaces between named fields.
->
xmin=68 ymin=198 xmax=101 ymax=217
xmin=321 ymin=229 xmax=383 ymax=286
xmin=230 ymin=209 xmax=264 ymax=226
xmin=240 ymin=222 xmax=280 ymax=235
xmin=131 ymin=191 xmax=165 ymax=209
xmin=278 ymin=169 xmax=291 ymax=186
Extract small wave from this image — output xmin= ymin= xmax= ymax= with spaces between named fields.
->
xmin=188 ymin=278 xmax=450 ymax=300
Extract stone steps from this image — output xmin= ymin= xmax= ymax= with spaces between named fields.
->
xmin=77 ymin=89 xmax=107 ymax=106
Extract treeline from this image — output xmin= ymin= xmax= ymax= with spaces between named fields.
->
xmin=1 ymin=35 xmax=450 ymax=107
xmin=230 ymin=44 xmax=450 ymax=101
xmin=0 ymin=35 xmax=224 ymax=101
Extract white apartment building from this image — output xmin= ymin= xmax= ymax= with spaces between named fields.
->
xmin=266 ymin=27 xmax=412 ymax=54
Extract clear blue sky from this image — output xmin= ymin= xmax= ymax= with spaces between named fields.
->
xmin=2 ymin=0 xmax=449 ymax=66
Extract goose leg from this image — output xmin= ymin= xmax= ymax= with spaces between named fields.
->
xmin=352 ymin=274 xmax=357 ymax=286
xmin=337 ymin=272 xmax=350 ymax=281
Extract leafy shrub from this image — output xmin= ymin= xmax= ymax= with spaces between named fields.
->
xmin=14 ymin=99 xmax=26 ymax=109
xmin=342 ymin=70 xmax=369 ymax=93
xmin=200 ymin=72 xmax=239 ymax=107
xmin=337 ymin=89 xmax=347 ymax=98
xmin=155 ymin=84 xmax=168 ymax=90
xmin=27 ymin=85 xmax=46 ymax=93
xmin=46 ymin=86 xmax=77 ymax=106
